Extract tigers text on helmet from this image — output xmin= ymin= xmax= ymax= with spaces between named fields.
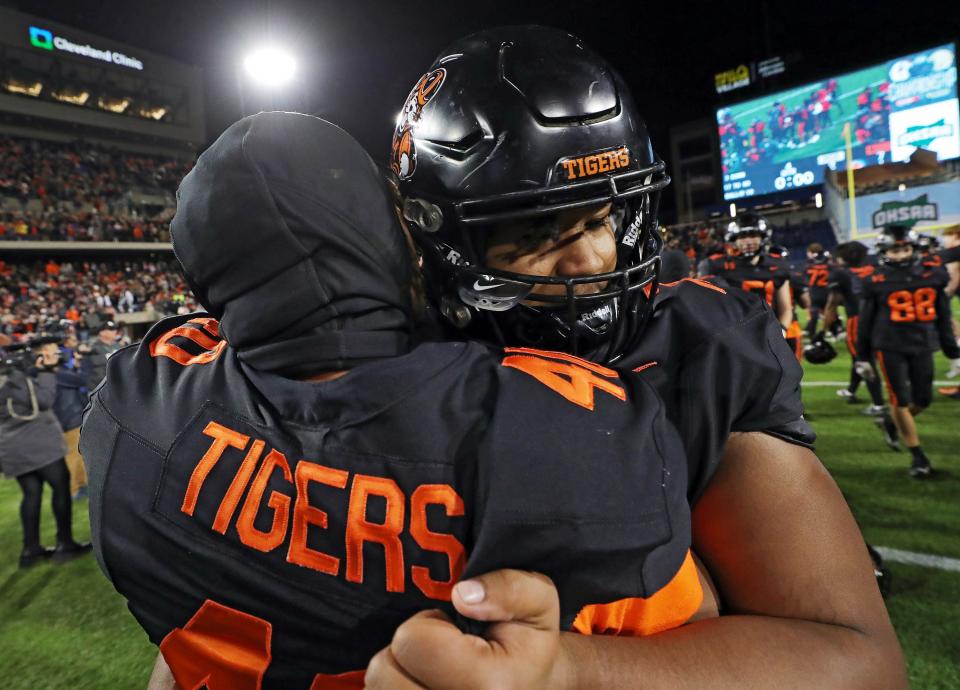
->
xmin=875 ymin=224 xmax=919 ymax=268
xmin=389 ymin=25 xmax=670 ymax=364
xmin=725 ymin=211 xmax=771 ymax=258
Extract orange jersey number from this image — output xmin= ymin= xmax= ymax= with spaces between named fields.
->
xmin=160 ymin=600 xmax=365 ymax=689
xmin=741 ymin=279 xmax=775 ymax=305
xmin=806 ymin=267 xmax=829 ymax=287
xmin=150 ymin=317 xmax=226 ymax=366
xmin=887 ymin=288 xmax=937 ymax=323
xmin=501 ymin=347 xmax=626 ymax=411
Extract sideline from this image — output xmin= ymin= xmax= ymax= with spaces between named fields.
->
xmin=875 ymin=547 xmax=960 ymax=573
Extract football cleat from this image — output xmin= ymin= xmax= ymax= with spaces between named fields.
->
xmin=836 ymin=388 xmax=860 ymax=403
xmin=874 ymin=416 xmax=901 ymax=452
xmin=938 ymin=386 xmax=960 ymax=400
xmin=909 ymin=453 xmax=932 ymax=479
xmin=862 ymin=404 xmax=887 ymax=417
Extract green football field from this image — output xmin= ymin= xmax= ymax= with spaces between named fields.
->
xmin=0 ymin=330 xmax=958 ymax=689
xmin=723 ymin=61 xmax=890 ymax=166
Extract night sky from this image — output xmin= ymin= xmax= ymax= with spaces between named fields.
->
xmin=4 ymin=0 xmax=958 ymax=215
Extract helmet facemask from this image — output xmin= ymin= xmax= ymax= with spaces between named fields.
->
xmin=407 ymin=165 xmax=667 ymax=363
xmin=391 ymin=26 xmax=671 ymax=363
xmin=876 ymin=226 xmax=919 ymax=269
xmin=725 ymin=216 xmax=771 ymax=258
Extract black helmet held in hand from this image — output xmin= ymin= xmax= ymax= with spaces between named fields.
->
xmin=803 ymin=335 xmax=837 ymax=365
xmin=390 ymin=25 xmax=670 ymax=363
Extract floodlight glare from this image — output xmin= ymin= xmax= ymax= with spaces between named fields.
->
xmin=244 ymin=48 xmax=296 ymax=87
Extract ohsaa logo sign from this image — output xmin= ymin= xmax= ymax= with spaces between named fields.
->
xmin=871 ymin=194 xmax=939 ymax=228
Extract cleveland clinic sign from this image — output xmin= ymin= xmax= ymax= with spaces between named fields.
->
xmin=28 ymin=26 xmax=143 ymax=71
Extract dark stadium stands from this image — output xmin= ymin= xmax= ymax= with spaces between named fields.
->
xmin=0 ymin=134 xmax=191 ymax=242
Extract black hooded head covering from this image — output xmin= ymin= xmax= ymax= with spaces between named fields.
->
xmin=171 ymin=111 xmax=416 ymax=377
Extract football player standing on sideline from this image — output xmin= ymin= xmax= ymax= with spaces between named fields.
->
xmin=804 ymin=242 xmax=834 ymax=340
xmin=821 ymin=241 xmax=900 ymax=449
xmin=856 ymin=225 xmax=960 ymax=477
xmin=700 ymin=213 xmax=796 ymax=344
xmin=373 ymin=25 xmax=906 ymax=689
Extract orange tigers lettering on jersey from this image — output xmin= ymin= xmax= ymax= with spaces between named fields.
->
xmin=180 ymin=422 xmax=466 ymax=601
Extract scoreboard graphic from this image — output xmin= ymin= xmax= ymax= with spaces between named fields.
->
xmin=718 ymin=44 xmax=959 ymax=200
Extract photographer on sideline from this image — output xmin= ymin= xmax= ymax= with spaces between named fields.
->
xmin=0 ymin=336 xmax=91 ymax=567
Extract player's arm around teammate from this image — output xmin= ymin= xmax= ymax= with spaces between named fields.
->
xmin=367 ymin=433 xmax=907 ymax=690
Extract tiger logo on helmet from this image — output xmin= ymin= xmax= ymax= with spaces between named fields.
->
xmin=390 ymin=68 xmax=446 ymax=179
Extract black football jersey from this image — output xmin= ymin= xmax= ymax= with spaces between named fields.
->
xmin=615 ymin=278 xmax=813 ymax=502
xmin=80 ymin=315 xmax=692 ymax=688
xmin=857 ymin=263 xmax=960 ymax=359
xmin=804 ymin=259 xmax=832 ymax=307
xmin=702 ymin=254 xmax=791 ymax=313
xmin=938 ymin=245 xmax=960 ymax=265
xmin=828 ymin=264 xmax=875 ymax=317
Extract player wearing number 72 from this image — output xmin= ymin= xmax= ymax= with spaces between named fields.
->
xmin=855 ymin=224 xmax=960 ymax=477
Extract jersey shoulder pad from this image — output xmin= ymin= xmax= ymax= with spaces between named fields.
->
xmin=96 ymin=313 xmax=246 ymax=449
xmin=653 ymin=275 xmax=766 ymax=337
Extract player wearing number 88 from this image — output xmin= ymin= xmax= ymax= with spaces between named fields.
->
xmin=856 ymin=224 xmax=960 ymax=477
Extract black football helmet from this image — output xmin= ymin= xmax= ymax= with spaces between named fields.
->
xmin=875 ymin=224 xmax=919 ymax=268
xmin=390 ymin=26 xmax=670 ymax=363
xmin=725 ymin=211 xmax=771 ymax=258
xmin=803 ymin=335 xmax=837 ymax=365
xmin=768 ymin=243 xmax=789 ymax=259
xmin=915 ymin=233 xmax=940 ymax=254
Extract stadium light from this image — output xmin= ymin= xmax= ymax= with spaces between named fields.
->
xmin=815 ymin=192 xmax=823 ymax=208
xmin=243 ymin=47 xmax=296 ymax=88
xmin=729 ymin=203 xmax=737 ymax=217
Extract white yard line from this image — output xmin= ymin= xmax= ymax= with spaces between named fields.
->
xmin=802 ymin=380 xmax=955 ymax=387
xmin=875 ymin=547 xmax=960 ymax=573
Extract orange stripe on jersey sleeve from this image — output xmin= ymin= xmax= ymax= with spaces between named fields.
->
xmin=571 ymin=550 xmax=703 ymax=637
xmin=658 ymin=277 xmax=727 ymax=295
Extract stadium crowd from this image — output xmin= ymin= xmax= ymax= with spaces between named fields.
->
xmin=0 ymin=258 xmax=198 ymax=340
xmin=0 ymin=135 xmax=191 ymax=242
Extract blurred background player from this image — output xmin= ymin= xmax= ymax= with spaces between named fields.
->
xmin=700 ymin=212 xmax=795 ymax=345
xmin=856 ymin=225 xmax=960 ymax=477
xmin=821 ymin=242 xmax=899 ymax=450
xmin=804 ymin=243 xmax=838 ymax=341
